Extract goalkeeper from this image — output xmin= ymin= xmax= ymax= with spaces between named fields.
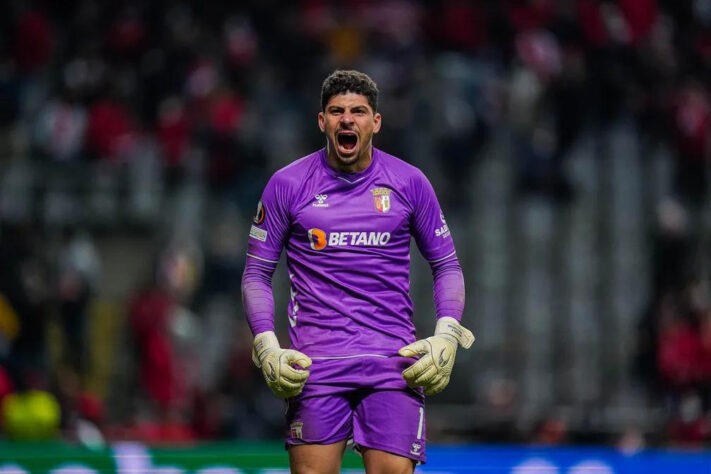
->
xmin=241 ymin=69 xmax=474 ymax=473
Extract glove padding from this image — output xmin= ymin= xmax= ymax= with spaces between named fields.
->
xmin=252 ymin=331 xmax=312 ymax=398
xmin=398 ymin=317 xmax=474 ymax=395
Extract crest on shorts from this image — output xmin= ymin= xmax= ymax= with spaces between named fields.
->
xmin=290 ymin=421 xmax=304 ymax=439
xmin=371 ymin=187 xmax=391 ymax=213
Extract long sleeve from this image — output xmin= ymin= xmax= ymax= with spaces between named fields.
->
xmin=241 ymin=256 xmax=278 ymax=336
xmin=407 ymin=168 xmax=464 ymax=321
xmin=243 ymin=166 xmax=294 ymax=336
xmin=431 ymin=255 xmax=465 ymax=322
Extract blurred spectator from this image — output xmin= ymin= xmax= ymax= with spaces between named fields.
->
xmin=0 ymin=224 xmax=50 ymax=390
xmin=667 ymin=390 xmax=710 ymax=445
xmin=157 ymin=96 xmax=190 ymax=183
xmin=128 ymin=282 xmax=182 ymax=413
xmin=85 ymin=97 xmax=137 ymax=161
xmin=669 ymin=79 xmax=710 ymax=205
xmin=56 ymin=228 xmax=101 ymax=375
xmin=532 ymin=416 xmax=568 ymax=445
xmin=11 ymin=8 xmax=53 ymax=74
xmin=32 ymin=88 xmax=87 ymax=162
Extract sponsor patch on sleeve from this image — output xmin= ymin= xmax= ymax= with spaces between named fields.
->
xmin=249 ymin=225 xmax=268 ymax=242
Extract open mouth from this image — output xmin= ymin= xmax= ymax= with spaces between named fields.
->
xmin=336 ymin=131 xmax=358 ymax=153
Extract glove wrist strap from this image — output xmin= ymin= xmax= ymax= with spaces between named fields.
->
xmin=435 ymin=317 xmax=475 ymax=349
xmin=252 ymin=331 xmax=280 ymax=367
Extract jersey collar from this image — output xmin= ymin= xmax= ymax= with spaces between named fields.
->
xmin=319 ymin=147 xmax=379 ymax=184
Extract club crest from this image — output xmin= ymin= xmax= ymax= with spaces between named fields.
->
xmin=290 ymin=421 xmax=304 ymax=439
xmin=371 ymin=187 xmax=392 ymax=213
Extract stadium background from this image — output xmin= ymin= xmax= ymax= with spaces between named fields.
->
xmin=0 ymin=0 xmax=710 ymax=472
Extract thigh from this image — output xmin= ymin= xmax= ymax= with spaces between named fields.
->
xmin=289 ymin=441 xmax=347 ymax=474
xmin=352 ymin=389 xmax=426 ymax=464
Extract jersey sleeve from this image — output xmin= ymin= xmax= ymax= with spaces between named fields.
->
xmin=246 ymin=172 xmax=293 ymax=264
xmin=410 ymin=170 xmax=457 ymax=263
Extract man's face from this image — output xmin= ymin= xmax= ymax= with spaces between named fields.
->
xmin=318 ymin=92 xmax=381 ymax=170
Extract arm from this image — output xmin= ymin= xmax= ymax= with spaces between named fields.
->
xmin=399 ymin=254 xmax=474 ymax=395
xmin=241 ymin=257 xmax=277 ymax=336
xmin=242 ymin=173 xmax=311 ymax=398
xmin=431 ymin=256 xmax=465 ymax=322
xmin=399 ymin=171 xmax=475 ymax=395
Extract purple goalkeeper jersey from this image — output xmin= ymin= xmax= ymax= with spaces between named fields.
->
xmin=246 ymin=148 xmax=457 ymax=358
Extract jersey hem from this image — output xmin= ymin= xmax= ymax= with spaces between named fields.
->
xmin=309 ymin=354 xmax=390 ymax=360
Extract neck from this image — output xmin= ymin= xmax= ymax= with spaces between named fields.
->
xmin=326 ymin=144 xmax=373 ymax=173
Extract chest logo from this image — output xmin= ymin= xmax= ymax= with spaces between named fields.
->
xmin=371 ymin=187 xmax=391 ymax=213
xmin=312 ymin=194 xmax=329 ymax=208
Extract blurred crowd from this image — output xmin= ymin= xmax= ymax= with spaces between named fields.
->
xmin=0 ymin=0 xmax=709 ymax=447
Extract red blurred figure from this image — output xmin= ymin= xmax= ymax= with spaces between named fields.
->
xmin=129 ymin=285 xmax=184 ymax=412
xmin=657 ymin=315 xmax=702 ymax=388
xmin=0 ymin=365 xmax=14 ymax=401
xmin=506 ymin=0 xmax=555 ymax=33
xmin=12 ymin=9 xmax=53 ymax=73
xmin=157 ymin=97 xmax=190 ymax=170
xmin=86 ymin=99 xmax=137 ymax=161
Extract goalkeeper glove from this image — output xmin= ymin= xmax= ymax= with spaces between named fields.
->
xmin=398 ymin=317 xmax=475 ymax=395
xmin=252 ymin=331 xmax=312 ymax=398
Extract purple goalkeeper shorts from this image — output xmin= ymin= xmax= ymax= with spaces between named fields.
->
xmin=284 ymin=356 xmax=427 ymax=464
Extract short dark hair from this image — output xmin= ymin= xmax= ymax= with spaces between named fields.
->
xmin=320 ymin=70 xmax=379 ymax=112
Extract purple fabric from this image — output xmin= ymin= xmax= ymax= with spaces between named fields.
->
xmin=431 ymin=258 xmax=465 ymax=320
xmin=285 ymin=382 xmax=426 ymax=463
xmin=241 ymin=258 xmax=277 ymax=335
xmin=244 ymin=148 xmax=462 ymax=357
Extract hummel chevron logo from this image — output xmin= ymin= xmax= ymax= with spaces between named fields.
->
xmin=312 ymin=194 xmax=329 ymax=208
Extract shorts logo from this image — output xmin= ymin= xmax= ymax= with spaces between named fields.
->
xmin=307 ymin=228 xmax=327 ymax=250
xmin=290 ymin=422 xmax=304 ymax=439
xmin=371 ymin=187 xmax=392 ymax=213
xmin=410 ymin=442 xmax=422 ymax=456
xmin=312 ymin=194 xmax=329 ymax=208
xmin=253 ymin=200 xmax=265 ymax=225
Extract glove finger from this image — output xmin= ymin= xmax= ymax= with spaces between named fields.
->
xmin=403 ymin=360 xmax=436 ymax=384
xmin=412 ymin=367 xmax=440 ymax=386
xmin=283 ymin=350 xmax=312 ymax=368
xmin=280 ymin=365 xmax=310 ymax=384
xmin=272 ymin=376 xmax=305 ymax=392
xmin=398 ymin=340 xmax=430 ymax=357
xmin=424 ymin=377 xmax=450 ymax=396
xmin=402 ymin=354 xmax=435 ymax=379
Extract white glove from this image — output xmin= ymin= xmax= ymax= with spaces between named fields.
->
xmin=252 ymin=331 xmax=312 ymax=398
xmin=398 ymin=317 xmax=475 ymax=395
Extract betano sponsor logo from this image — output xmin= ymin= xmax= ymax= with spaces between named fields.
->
xmin=307 ymin=228 xmax=391 ymax=250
